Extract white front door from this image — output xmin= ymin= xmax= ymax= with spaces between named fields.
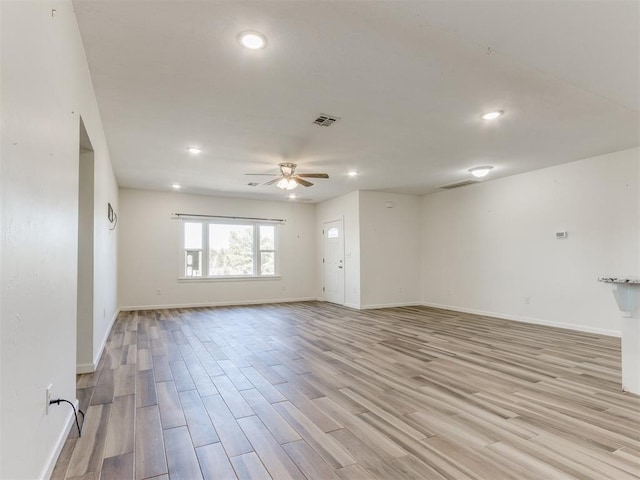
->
xmin=323 ymin=219 xmax=345 ymax=305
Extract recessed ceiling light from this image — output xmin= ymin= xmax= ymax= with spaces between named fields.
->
xmin=171 ymin=183 xmax=182 ymax=189
xmin=348 ymin=171 xmax=359 ymax=177
xmin=288 ymin=194 xmax=297 ymax=199
xmin=481 ymin=110 xmax=503 ymax=120
xmin=187 ymin=147 xmax=202 ymax=154
xmin=238 ymin=31 xmax=267 ymax=50
xmin=469 ymin=166 xmax=493 ymax=178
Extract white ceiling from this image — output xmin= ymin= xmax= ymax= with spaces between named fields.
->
xmin=73 ymin=0 xmax=639 ymax=203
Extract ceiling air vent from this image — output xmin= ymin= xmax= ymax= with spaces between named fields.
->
xmin=439 ymin=179 xmax=481 ymax=190
xmin=313 ymin=114 xmax=340 ymax=127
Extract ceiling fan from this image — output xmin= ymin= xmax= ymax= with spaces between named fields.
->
xmin=245 ymin=162 xmax=329 ymax=190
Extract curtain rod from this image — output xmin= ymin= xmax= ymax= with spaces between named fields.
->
xmin=172 ymin=213 xmax=286 ymax=223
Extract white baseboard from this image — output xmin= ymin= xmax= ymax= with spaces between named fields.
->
xmin=343 ymin=302 xmax=361 ymax=310
xmin=315 ymin=299 xmax=362 ymax=310
xmin=119 ymin=297 xmax=318 ymax=312
xmin=93 ymin=308 xmax=120 ymax=366
xmin=421 ymin=301 xmax=621 ymax=338
xmin=76 ymin=308 xmax=120 ymax=374
xmin=360 ymin=301 xmax=422 ymax=310
xmin=310 ymin=301 xmax=422 ymax=311
xmin=39 ymin=399 xmax=78 ymax=480
xmin=315 ymin=298 xmax=361 ymax=310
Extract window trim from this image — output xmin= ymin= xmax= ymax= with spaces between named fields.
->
xmin=179 ymin=218 xmax=279 ymax=280
xmin=178 ymin=275 xmax=282 ymax=283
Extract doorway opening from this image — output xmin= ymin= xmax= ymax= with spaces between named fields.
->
xmin=77 ymin=118 xmax=95 ymax=372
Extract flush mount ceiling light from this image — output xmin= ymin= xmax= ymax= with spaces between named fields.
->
xmin=469 ymin=166 xmax=493 ymax=178
xmin=481 ymin=110 xmax=504 ymax=120
xmin=171 ymin=183 xmax=182 ymax=189
xmin=238 ymin=31 xmax=267 ymax=49
xmin=187 ymin=147 xmax=202 ymax=154
xmin=277 ymin=178 xmax=298 ymax=190
xmin=348 ymin=170 xmax=359 ymax=177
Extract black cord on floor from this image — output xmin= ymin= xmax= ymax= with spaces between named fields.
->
xmin=50 ymin=399 xmax=85 ymax=437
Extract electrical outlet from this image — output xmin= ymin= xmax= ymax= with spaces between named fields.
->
xmin=46 ymin=384 xmax=53 ymax=414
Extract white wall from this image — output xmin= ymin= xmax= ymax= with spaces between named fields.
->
xmin=0 ymin=0 xmax=4 ymax=465
xmin=316 ymin=191 xmax=361 ymax=308
xmin=118 ymin=189 xmax=316 ymax=309
xmin=359 ymin=191 xmax=421 ymax=308
xmin=0 ymin=1 xmax=118 ymax=478
xmin=91 ymin=142 xmax=119 ymax=370
xmin=421 ymin=147 xmax=640 ymax=336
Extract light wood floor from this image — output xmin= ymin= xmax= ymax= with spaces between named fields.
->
xmin=52 ymin=302 xmax=640 ymax=480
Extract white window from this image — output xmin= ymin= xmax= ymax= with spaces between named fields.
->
xmin=184 ymin=222 xmax=203 ymax=277
xmin=181 ymin=219 xmax=278 ymax=278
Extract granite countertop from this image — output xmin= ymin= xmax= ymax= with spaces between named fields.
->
xmin=598 ymin=277 xmax=640 ymax=284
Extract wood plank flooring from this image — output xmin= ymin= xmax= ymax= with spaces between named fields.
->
xmin=52 ymin=302 xmax=640 ymax=479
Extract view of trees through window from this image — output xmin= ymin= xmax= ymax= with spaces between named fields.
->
xmin=259 ymin=225 xmax=275 ymax=275
xmin=209 ymin=224 xmax=254 ymax=275
xmin=183 ymin=221 xmax=276 ymax=277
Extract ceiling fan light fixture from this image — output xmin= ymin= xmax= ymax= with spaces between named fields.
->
xmin=481 ymin=110 xmax=503 ymax=120
xmin=277 ymin=178 xmax=297 ymax=190
xmin=187 ymin=147 xmax=202 ymax=154
xmin=469 ymin=166 xmax=493 ymax=178
xmin=247 ymin=162 xmax=327 ymax=189
xmin=171 ymin=183 xmax=181 ymax=189
xmin=238 ymin=31 xmax=267 ymax=50
xmin=348 ymin=170 xmax=358 ymax=177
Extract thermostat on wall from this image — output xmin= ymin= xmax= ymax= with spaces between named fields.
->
xmin=556 ymin=231 xmax=568 ymax=239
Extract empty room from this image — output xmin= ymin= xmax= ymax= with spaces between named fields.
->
xmin=1 ymin=1 xmax=639 ymax=479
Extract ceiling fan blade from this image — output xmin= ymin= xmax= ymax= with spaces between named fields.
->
xmin=245 ymin=173 xmax=277 ymax=176
xmin=293 ymin=177 xmax=313 ymax=187
xmin=264 ymin=177 xmax=283 ymax=186
xmin=297 ymin=173 xmax=329 ymax=178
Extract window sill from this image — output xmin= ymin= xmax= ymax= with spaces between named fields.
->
xmin=178 ymin=275 xmax=281 ymax=283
